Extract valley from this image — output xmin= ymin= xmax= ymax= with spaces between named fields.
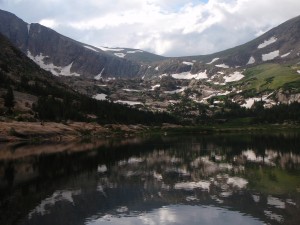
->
xmin=60 ymin=60 xmax=300 ymax=120
xmin=1 ymin=2 xmax=300 ymax=225
xmin=0 ymin=9 xmax=300 ymax=129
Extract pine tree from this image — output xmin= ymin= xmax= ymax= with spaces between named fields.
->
xmin=4 ymin=86 xmax=14 ymax=109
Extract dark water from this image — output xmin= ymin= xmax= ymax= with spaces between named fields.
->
xmin=1 ymin=132 xmax=300 ymax=225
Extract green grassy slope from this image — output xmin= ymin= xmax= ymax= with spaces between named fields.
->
xmin=237 ymin=63 xmax=300 ymax=92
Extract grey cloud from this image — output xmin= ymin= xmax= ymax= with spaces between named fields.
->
xmin=1 ymin=0 xmax=300 ymax=57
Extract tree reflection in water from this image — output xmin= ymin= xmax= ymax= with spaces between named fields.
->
xmin=0 ymin=132 xmax=300 ymax=225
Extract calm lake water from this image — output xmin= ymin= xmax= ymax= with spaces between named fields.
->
xmin=1 ymin=132 xmax=300 ymax=225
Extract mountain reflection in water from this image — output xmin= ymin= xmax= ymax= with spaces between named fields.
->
xmin=0 ymin=132 xmax=300 ymax=225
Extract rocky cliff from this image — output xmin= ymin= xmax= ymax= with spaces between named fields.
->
xmin=0 ymin=9 xmax=143 ymax=79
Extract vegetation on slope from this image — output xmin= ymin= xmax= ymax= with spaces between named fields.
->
xmin=0 ymin=34 xmax=177 ymax=125
xmin=239 ymin=63 xmax=300 ymax=92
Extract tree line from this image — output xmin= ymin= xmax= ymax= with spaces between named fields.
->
xmin=212 ymin=100 xmax=300 ymax=124
xmin=0 ymin=70 xmax=177 ymax=124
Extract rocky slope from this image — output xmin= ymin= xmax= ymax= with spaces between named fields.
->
xmin=145 ymin=14 xmax=300 ymax=79
xmin=0 ymin=9 xmax=147 ymax=79
xmin=0 ymin=32 xmax=176 ymax=124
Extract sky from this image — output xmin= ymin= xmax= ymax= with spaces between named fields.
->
xmin=1 ymin=0 xmax=300 ymax=57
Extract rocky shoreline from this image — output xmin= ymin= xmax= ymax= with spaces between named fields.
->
xmin=0 ymin=121 xmax=184 ymax=142
xmin=1 ymin=121 xmax=299 ymax=143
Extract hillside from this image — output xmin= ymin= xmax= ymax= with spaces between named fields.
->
xmin=1 ymin=8 xmax=300 ymax=82
xmin=0 ymin=9 xmax=299 ymax=124
xmin=144 ymin=14 xmax=300 ymax=79
xmin=0 ymin=10 xmax=144 ymax=79
xmin=0 ymin=33 xmax=176 ymax=125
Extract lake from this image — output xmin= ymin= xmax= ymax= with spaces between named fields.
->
xmin=0 ymin=132 xmax=300 ymax=225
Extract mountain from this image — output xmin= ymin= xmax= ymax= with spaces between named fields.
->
xmin=1 ymin=9 xmax=300 ymax=123
xmin=146 ymin=14 xmax=300 ymax=78
xmin=1 ymin=9 xmax=300 ymax=81
xmin=0 ymin=9 xmax=160 ymax=79
xmin=0 ymin=32 xmax=176 ymax=124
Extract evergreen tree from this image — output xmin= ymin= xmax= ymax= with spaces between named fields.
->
xmin=4 ymin=86 xmax=14 ymax=109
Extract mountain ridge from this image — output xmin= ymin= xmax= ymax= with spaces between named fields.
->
xmin=1 ymin=9 xmax=300 ymax=81
xmin=0 ymin=32 xmax=176 ymax=124
xmin=0 ymin=9 xmax=300 ymax=124
xmin=0 ymin=9 xmax=144 ymax=78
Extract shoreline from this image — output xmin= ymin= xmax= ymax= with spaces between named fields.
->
xmin=0 ymin=121 xmax=159 ymax=143
xmin=0 ymin=121 xmax=299 ymax=143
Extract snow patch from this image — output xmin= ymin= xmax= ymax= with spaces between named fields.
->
xmin=115 ymin=100 xmax=143 ymax=106
xmin=94 ymin=68 xmax=105 ymax=80
xmin=97 ymin=165 xmax=107 ymax=173
xmin=241 ymin=93 xmax=274 ymax=109
xmin=227 ymin=177 xmax=248 ymax=189
xmin=27 ymin=51 xmax=58 ymax=75
xmin=262 ymin=50 xmax=280 ymax=61
xmin=27 ymin=23 xmax=31 ymax=34
xmin=127 ymin=157 xmax=143 ymax=164
xmin=127 ymin=50 xmax=143 ymax=54
xmin=186 ymin=196 xmax=199 ymax=201
xmin=155 ymin=66 xmax=159 ymax=71
xmin=215 ymin=64 xmax=229 ymax=68
xmin=150 ymin=84 xmax=160 ymax=90
xmin=281 ymin=51 xmax=291 ymax=58
xmin=242 ymin=150 xmax=257 ymax=161
xmin=207 ymin=58 xmax=219 ymax=64
xmin=213 ymin=100 xmax=222 ymax=104
xmin=241 ymin=98 xmax=260 ymax=108
xmin=60 ymin=62 xmax=81 ymax=76
xmin=114 ymin=53 xmax=126 ymax=58
xmin=171 ymin=70 xmax=208 ymax=80
xmin=153 ymin=172 xmax=163 ymax=181
xmin=247 ymin=56 xmax=255 ymax=65
xmin=252 ymin=194 xmax=260 ymax=203
xmin=216 ymin=91 xmax=231 ymax=96
xmin=182 ymin=61 xmax=194 ymax=66
xmin=258 ymin=36 xmax=277 ymax=49
xmin=213 ymin=82 xmax=226 ymax=86
xmin=267 ymin=196 xmax=285 ymax=209
xmin=84 ymin=45 xmax=99 ymax=52
xmin=159 ymin=73 xmax=168 ymax=78
xmin=116 ymin=206 xmax=128 ymax=213
xmin=27 ymin=51 xmax=80 ymax=76
xmin=93 ymin=93 xmax=107 ymax=101
xmin=223 ymin=72 xmax=244 ymax=83
xmin=286 ymin=199 xmax=296 ymax=206
xmin=123 ymin=89 xmax=143 ymax=92
xmin=99 ymin=46 xmax=124 ymax=52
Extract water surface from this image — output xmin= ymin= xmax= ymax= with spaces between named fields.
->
xmin=1 ymin=132 xmax=300 ymax=225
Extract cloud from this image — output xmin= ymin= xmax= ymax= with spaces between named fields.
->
xmin=39 ymin=19 xmax=57 ymax=29
xmin=1 ymin=0 xmax=300 ymax=56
